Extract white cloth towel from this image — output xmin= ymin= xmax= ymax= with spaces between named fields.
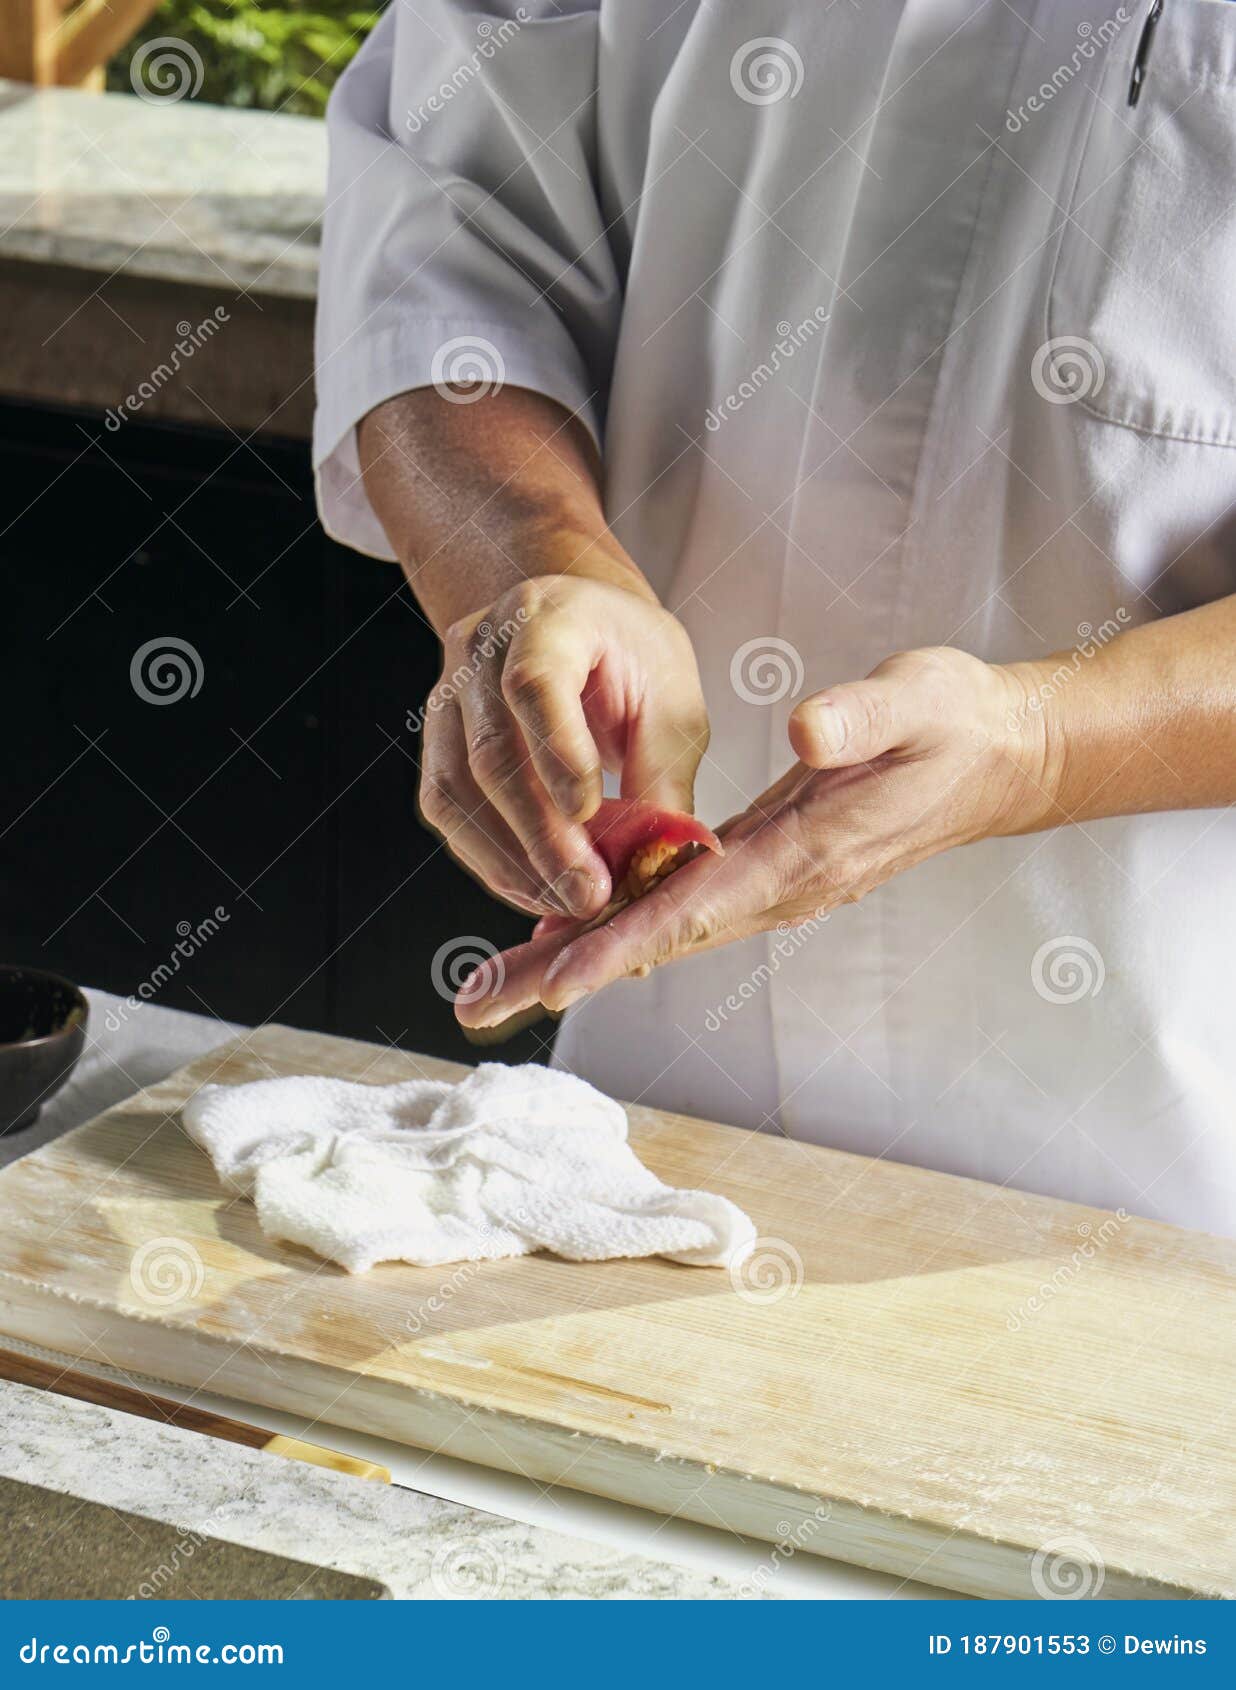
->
xmin=182 ymin=1063 xmax=756 ymax=1273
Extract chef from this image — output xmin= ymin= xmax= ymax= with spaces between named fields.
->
xmin=314 ymin=1 xmax=1236 ymax=1237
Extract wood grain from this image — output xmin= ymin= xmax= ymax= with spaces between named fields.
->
xmin=0 ymin=1024 xmax=1231 ymax=1600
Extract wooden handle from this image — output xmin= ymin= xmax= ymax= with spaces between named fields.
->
xmin=0 ymin=1347 xmax=390 ymax=1483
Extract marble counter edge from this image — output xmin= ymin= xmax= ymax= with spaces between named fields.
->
xmin=0 ymin=1379 xmax=762 ymax=1601
xmin=0 ymin=80 xmax=323 ymax=301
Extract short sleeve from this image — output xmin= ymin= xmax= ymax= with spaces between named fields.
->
xmin=313 ymin=2 xmax=618 ymax=559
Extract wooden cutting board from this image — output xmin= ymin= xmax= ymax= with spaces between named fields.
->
xmin=0 ymin=1024 xmax=1232 ymax=1600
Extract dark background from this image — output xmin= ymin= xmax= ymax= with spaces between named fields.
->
xmin=1 ymin=398 xmax=544 ymax=1064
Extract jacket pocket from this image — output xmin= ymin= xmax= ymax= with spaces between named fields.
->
xmin=1047 ymin=0 xmax=1236 ymax=446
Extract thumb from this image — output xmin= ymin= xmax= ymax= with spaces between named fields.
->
xmin=789 ymin=673 xmax=922 ymax=769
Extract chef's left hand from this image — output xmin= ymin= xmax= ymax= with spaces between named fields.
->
xmin=533 ymin=647 xmax=1054 ymax=1010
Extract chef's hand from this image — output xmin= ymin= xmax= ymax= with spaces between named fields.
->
xmin=419 ymin=574 xmax=710 ymax=921
xmin=358 ymin=385 xmax=710 ymax=924
xmin=525 ymin=647 xmax=1053 ymax=1007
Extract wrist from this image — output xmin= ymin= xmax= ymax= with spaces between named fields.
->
xmin=519 ymin=516 xmax=660 ymax=603
xmin=989 ymin=658 xmax=1073 ymax=835
xmin=410 ymin=495 xmax=660 ymax=634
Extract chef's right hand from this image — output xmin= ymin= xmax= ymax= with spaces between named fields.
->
xmin=418 ymin=574 xmax=710 ymax=922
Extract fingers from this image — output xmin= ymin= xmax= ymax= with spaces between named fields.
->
xmin=454 ymin=925 xmax=581 ymax=1031
xmin=619 ymin=686 xmax=711 ymax=812
xmin=531 ymin=911 xmax=578 ymax=940
xmin=451 ymin=626 xmax=610 ymax=919
xmin=788 ymin=650 xmax=953 ymax=770
xmin=789 ymin=679 xmax=906 ymax=769
xmin=419 ymin=705 xmax=576 ymax=916
xmin=459 ymin=779 xmax=816 ymax=1026
xmin=500 ymin=632 xmax=604 ymax=821
xmin=539 ymin=834 xmax=783 ymax=1011
xmin=425 ymin=578 xmax=713 ymax=921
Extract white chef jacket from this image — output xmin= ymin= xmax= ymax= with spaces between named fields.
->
xmin=315 ymin=0 xmax=1236 ymax=1236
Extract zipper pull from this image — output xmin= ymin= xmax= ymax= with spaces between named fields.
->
xmin=1128 ymin=0 xmax=1165 ymax=108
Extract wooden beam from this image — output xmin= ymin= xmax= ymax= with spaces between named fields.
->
xmin=53 ymin=0 xmax=164 ymax=87
xmin=0 ymin=0 xmax=62 ymax=84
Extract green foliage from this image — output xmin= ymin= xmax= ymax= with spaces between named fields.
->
xmin=108 ymin=0 xmax=383 ymax=117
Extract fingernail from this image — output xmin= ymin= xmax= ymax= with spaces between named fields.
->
xmin=555 ymin=868 xmax=596 ymax=918
xmin=553 ymin=988 xmax=586 ymax=1012
xmin=552 ymin=778 xmax=587 ymax=819
xmin=456 ymin=967 xmax=490 ymax=1005
xmin=805 ymin=699 xmax=846 ymax=755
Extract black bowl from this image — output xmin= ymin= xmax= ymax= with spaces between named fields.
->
xmin=0 ymin=967 xmax=88 ymax=1135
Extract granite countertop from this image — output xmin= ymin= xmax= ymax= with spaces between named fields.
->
xmin=0 ymin=1379 xmax=752 ymax=1600
xmin=0 ymin=1474 xmax=389 ymax=1600
xmin=0 ymin=79 xmax=323 ymax=297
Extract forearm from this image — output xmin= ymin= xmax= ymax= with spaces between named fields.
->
xmin=357 ymin=386 xmax=656 ymax=632
xmin=1006 ymin=594 xmax=1236 ymax=829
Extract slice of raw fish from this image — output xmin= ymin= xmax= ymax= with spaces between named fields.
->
xmin=586 ymin=797 xmax=722 ymax=881
xmin=456 ymin=799 xmax=721 ymax=1035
